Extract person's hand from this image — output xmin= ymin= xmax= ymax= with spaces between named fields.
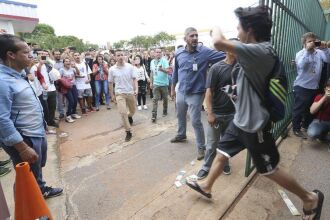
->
xmin=19 ymin=147 xmax=38 ymax=164
xmin=42 ymin=83 xmax=48 ymax=90
xmin=147 ymin=78 xmax=150 ymax=83
xmin=150 ymin=83 xmax=153 ymax=90
xmin=134 ymin=89 xmax=138 ymax=96
xmin=210 ymin=26 xmax=225 ymax=41
xmin=306 ymin=41 xmax=315 ymax=51
xmin=171 ymin=87 xmax=176 ymax=100
xmin=207 ymin=112 xmax=216 ymax=126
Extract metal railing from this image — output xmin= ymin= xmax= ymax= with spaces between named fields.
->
xmin=245 ymin=0 xmax=329 ymax=177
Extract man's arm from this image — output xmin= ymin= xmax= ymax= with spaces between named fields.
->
xmin=171 ymin=55 xmax=179 ymax=99
xmin=310 ymin=95 xmax=329 ymax=114
xmin=205 ymin=88 xmax=216 ymax=126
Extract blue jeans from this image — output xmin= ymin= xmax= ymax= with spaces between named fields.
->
xmin=176 ymin=92 xmax=205 ymax=151
xmin=65 ymin=85 xmax=78 ymax=116
xmin=57 ymin=91 xmax=65 ymax=115
xmin=2 ymin=136 xmax=47 ymax=191
xmin=202 ymin=114 xmax=233 ymax=172
xmin=95 ymin=80 xmax=110 ymax=108
xmin=307 ymin=119 xmax=330 ymax=141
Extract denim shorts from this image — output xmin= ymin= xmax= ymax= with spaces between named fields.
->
xmin=217 ymin=121 xmax=280 ymax=175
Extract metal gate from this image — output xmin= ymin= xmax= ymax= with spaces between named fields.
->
xmin=245 ymin=0 xmax=328 ymax=177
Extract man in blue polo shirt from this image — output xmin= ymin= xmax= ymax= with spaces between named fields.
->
xmin=171 ymin=27 xmax=225 ymax=160
xmin=150 ymin=48 xmax=170 ymax=122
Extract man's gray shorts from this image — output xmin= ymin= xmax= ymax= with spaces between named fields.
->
xmin=78 ymin=88 xmax=92 ymax=98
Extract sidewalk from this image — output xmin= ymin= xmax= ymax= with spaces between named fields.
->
xmin=225 ymin=132 xmax=330 ymax=220
xmin=0 ymin=133 xmax=67 ymax=219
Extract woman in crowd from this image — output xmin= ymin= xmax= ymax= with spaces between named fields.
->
xmin=92 ymin=55 xmax=110 ymax=110
xmin=134 ymin=55 xmax=150 ymax=110
xmin=59 ymin=57 xmax=81 ymax=123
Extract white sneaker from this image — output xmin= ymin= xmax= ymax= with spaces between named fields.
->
xmin=71 ymin=114 xmax=81 ymax=119
xmin=137 ymin=106 xmax=142 ymax=111
xmin=143 ymin=105 xmax=148 ymax=110
xmin=65 ymin=116 xmax=75 ymax=123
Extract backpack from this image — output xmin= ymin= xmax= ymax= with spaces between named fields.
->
xmin=246 ymin=56 xmax=288 ymax=123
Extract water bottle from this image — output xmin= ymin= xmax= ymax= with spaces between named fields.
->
xmin=42 ymin=90 xmax=48 ymax=100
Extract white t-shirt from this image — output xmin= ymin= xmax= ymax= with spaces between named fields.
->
xmin=109 ymin=63 xmax=137 ymax=94
xmin=134 ymin=66 xmax=149 ymax=81
xmin=59 ymin=67 xmax=76 ymax=84
xmin=31 ymin=64 xmax=56 ymax=92
xmin=75 ymin=62 xmax=92 ymax=90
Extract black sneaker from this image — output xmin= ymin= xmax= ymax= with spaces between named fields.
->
xmin=42 ymin=186 xmax=63 ymax=199
xmin=293 ymin=130 xmax=307 ymax=139
xmin=125 ymin=131 xmax=132 ymax=141
xmin=197 ymin=169 xmax=208 ymax=180
xmin=0 ymin=159 xmax=11 ymax=167
xmin=128 ymin=116 xmax=133 ymax=125
xmin=223 ymin=165 xmax=232 ymax=175
xmin=0 ymin=167 xmax=11 ymax=177
xmin=170 ymin=136 xmax=187 ymax=143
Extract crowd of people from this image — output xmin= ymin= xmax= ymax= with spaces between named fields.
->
xmin=0 ymin=4 xmax=329 ymax=219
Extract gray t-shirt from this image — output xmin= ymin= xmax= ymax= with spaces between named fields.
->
xmin=233 ymin=41 xmax=276 ymax=132
xmin=109 ymin=63 xmax=137 ymax=94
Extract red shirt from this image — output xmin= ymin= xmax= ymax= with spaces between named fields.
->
xmin=92 ymin=63 xmax=108 ymax=81
xmin=313 ymin=94 xmax=330 ymax=121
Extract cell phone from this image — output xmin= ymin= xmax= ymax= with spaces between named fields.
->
xmin=41 ymin=56 xmax=47 ymax=61
xmin=314 ymin=41 xmax=321 ymax=47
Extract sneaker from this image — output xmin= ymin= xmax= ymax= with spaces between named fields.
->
xmin=223 ymin=165 xmax=232 ymax=175
xmin=128 ymin=116 xmax=133 ymax=125
xmin=125 ymin=131 xmax=132 ymax=142
xmin=71 ymin=114 xmax=81 ymax=119
xmin=0 ymin=167 xmax=11 ymax=177
xmin=138 ymin=106 xmax=142 ymax=111
xmin=107 ymin=106 xmax=111 ymax=110
xmin=143 ymin=105 xmax=148 ymax=110
xmin=293 ymin=130 xmax=307 ymax=139
xmin=42 ymin=186 xmax=63 ymax=199
xmin=59 ymin=114 xmax=65 ymax=119
xmin=162 ymin=112 xmax=167 ymax=117
xmin=170 ymin=136 xmax=187 ymax=143
xmin=65 ymin=116 xmax=75 ymax=123
xmin=96 ymin=108 xmax=100 ymax=111
xmin=0 ymin=159 xmax=11 ymax=167
xmin=197 ymin=169 xmax=208 ymax=180
xmin=197 ymin=149 xmax=205 ymax=161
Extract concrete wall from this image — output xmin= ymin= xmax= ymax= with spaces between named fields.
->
xmin=0 ymin=20 xmax=14 ymax=34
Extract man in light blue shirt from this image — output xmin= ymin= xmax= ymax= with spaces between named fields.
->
xmin=0 ymin=34 xmax=62 ymax=199
xmin=293 ymin=32 xmax=330 ymax=138
xmin=171 ymin=27 xmax=225 ymax=160
xmin=150 ymin=48 xmax=170 ymax=122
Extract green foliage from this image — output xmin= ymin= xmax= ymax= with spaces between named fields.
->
xmin=18 ymin=23 xmax=98 ymax=52
xmin=113 ymin=32 xmax=176 ymax=49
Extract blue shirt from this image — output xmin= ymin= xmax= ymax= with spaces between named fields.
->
xmin=173 ymin=45 xmax=225 ymax=94
xmin=150 ymin=57 xmax=169 ymax=86
xmin=0 ymin=64 xmax=45 ymax=147
xmin=294 ymin=48 xmax=330 ymax=89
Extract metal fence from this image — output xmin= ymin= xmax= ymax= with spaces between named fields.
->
xmin=245 ymin=0 xmax=329 ymax=177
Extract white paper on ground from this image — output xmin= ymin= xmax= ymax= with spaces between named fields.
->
xmin=174 ymin=181 xmax=182 ymax=188
xmin=278 ymin=189 xmax=300 ymax=216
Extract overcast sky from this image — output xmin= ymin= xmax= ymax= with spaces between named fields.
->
xmin=23 ymin=0 xmax=258 ymax=45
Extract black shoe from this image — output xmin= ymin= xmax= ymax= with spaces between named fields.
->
xmin=170 ymin=136 xmax=187 ymax=143
xmin=42 ymin=186 xmax=63 ymax=199
xmin=151 ymin=116 xmax=156 ymax=123
xmin=293 ymin=130 xmax=307 ymax=139
xmin=128 ymin=116 xmax=133 ymax=125
xmin=197 ymin=149 xmax=205 ymax=161
xmin=0 ymin=159 xmax=11 ymax=167
xmin=162 ymin=112 xmax=167 ymax=117
xmin=223 ymin=165 xmax=232 ymax=175
xmin=125 ymin=131 xmax=132 ymax=141
xmin=59 ymin=114 xmax=65 ymax=119
xmin=197 ymin=169 xmax=208 ymax=180
xmin=0 ymin=167 xmax=11 ymax=177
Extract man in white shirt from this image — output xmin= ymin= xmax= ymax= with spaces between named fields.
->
xmin=30 ymin=51 xmax=58 ymax=127
xmin=73 ymin=52 xmax=94 ymax=114
xmin=109 ymin=50 xmax=138 ymax=142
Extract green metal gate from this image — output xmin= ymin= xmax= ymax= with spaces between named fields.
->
xmin=245 ymin=0 xmax=329 ymax=177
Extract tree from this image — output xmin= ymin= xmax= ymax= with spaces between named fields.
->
xmin=113 ymin=40 xmax=129 ymax=49
xmin=18 ymin=23 xmax=98 ymax=52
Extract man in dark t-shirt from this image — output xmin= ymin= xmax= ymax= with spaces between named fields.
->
xmin=196 ymin=50 xmax=237 ymax=180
